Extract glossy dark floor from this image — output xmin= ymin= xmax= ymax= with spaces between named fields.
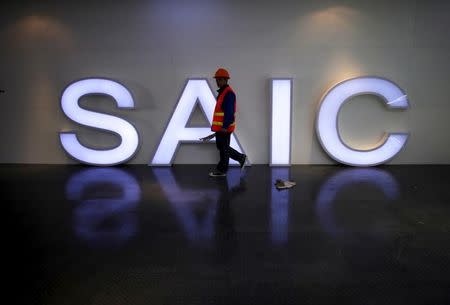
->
xmin=3 ymin=165 xmax=450 ymax=305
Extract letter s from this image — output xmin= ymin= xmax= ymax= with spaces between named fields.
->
xmin=60 ymin=78 xmax=140 ymax=166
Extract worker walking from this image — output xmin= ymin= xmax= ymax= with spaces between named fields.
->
xmin=201 ymin=68 xmax=247 ymax=177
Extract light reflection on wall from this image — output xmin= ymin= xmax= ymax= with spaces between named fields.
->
xmin=296 ymin=6 xmax=364 ymax=80
xmin=65 ymin=168 xmax=141 ymax=247
xmin=4 ymin=15 xmax=75 ymax=50
xmin=270 ymin=168 xmax=291 ymax=244
xmin=305 ymin=6 xmax=360 ymax=31
xmin=4 ymin=14 xmax=75 ymax=163
xmin=316 ymin=168 xmax=399 ymax=238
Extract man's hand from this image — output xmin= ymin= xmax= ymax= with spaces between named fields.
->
xmin=217 ymin=128 xmax=228 ymax=133
xmin=199 ymin=133 xmax=215 ymax=142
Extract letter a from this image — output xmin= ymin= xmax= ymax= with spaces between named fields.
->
xmin=150 ymin=79 xmax=246 ymax=166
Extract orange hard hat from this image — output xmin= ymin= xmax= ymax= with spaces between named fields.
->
xmin=214 ymin=68 xmax=230 ymax=79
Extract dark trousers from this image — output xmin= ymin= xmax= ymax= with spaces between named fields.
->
xmin=215 ymin=132 xmax=244 ymax=173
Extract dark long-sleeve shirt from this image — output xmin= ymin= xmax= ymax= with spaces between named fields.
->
xmin=217 ymin=85 xmax=236 ymax=129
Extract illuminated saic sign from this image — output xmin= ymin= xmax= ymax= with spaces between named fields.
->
xmin=59 ymin=76 xmax=409 ymax=167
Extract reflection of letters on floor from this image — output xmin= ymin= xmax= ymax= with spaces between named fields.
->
xmin=153 ymin=168 xmax=245 ymax=244
xmin=65 ymin=168 xmax=141 ymax=247
xmin=153 ymin=168 xmax=220 ymax=242
xmin=316 ymin=168 xmax=399 ymax=238
xmin=271 ymin=168 xmax=291 ymax=244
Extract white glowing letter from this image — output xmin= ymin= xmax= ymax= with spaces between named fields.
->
xmin=270 ymin=79 xmax=292 ymax=166
xmin=316 ymin=77 xmax=409 ymax=166
xmin=151 ymin=79 xmax=246 ymax=166
xmin=59 ymin=78 xmax=139 ymax=166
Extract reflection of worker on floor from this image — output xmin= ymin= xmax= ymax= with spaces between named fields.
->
xmin=200 ymin=68 xmax=247 ymax=177
xmin=212 ymin=172 xmax=246 ymax=263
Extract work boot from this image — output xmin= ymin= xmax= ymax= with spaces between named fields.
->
xmin=239 ymin=154 xmax=247 ymax=172
xmin=209 ymin=170 xmax=226 ymax=177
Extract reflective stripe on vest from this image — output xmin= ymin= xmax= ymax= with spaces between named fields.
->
xmin=212 ymin=122 xmax=236 ymax=126
xmin=211 ymin=86 xmax=236 ymax=132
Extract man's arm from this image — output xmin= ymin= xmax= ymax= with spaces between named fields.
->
xmin=199 ymin=133 xmax=215 ymax=141
xmin=221 ymin=91 xmax=235 ymax=130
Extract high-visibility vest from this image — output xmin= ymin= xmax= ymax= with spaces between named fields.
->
xmin=211 ymin=86 xmax=236 ymax=132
